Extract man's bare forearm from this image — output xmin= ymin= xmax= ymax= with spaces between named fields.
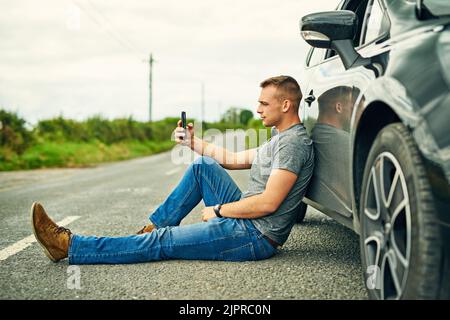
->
xmin=191 ymin=136 xmax=231 ymax=165
xmin=219 ymin=193 xmax=275 ymax=219
xmin=191 ymin=136 xmax=251 ymax=170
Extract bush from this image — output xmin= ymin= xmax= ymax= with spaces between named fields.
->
xmin=36 ymin=116 xmax=89 ymax=142
xmin=240 ymin=109 xmax=254 ymax=125
xmin=36 ymin=115 xmax=160 ymax=145
xmin=149 ymin=117 xmax=178 ymax=142
xmin=0 ymin=109 xmax=33 ymax=154
xmin=0 ymin=110 xmax=269 ymax=171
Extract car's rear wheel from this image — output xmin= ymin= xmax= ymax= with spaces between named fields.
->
xmin=295 ymin=201 xmax=307 ymax=223
xmin=359 ymin=123 xmax=445 ymax=299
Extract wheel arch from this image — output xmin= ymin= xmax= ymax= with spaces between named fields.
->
xmin=352 ymin=101 xmax=400 ymax=229
xmin=351 ymin=76 xmax=425 ymax=231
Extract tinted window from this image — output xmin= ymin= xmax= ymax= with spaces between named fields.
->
xmin=326 ymin=0 xmax=369 ymax=59
xmin=346 ymin=0 xmax=370 ymax=47
xmin=307 ymin=48 xmax=326 ymax=67
xmin=424 ymin=0 xmax=450 ymax=17
xmin=335 ymin=0 xmax=346 ymax=10
xmin=362 ymin=0 xmax=388 ymax=45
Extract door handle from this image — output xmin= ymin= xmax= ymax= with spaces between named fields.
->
xmin=304 ymin=90 xmax=315 ymax=106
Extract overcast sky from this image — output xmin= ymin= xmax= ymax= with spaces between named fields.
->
xmin=0 ymin=0 xmax=335 ymax=124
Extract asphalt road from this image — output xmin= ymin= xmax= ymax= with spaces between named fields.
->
xmin=0 ymin=148 xmax=367 ymax=300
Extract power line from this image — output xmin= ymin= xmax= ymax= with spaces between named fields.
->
xmin=71 ymin=0 xmax=144 ymax=60
xmin=70 ymin=1 xmax=154 ymax=122
xmin=84 ymin=0 xmax=145 ymax=57
xmin=201 ymin=82 xmax=205 ymax=124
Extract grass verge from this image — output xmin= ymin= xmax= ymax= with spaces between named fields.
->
xmin=0 ymin=140 xmax=175 ymax=171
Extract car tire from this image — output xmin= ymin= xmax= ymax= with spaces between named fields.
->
xmin=295 ymin=201 xmax=307 ymax=223
xmin=359 ymin=123 xmax=446 ymax=299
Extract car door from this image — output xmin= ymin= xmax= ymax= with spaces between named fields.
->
xmin=302 ymin=0 xmax=390 ymax=224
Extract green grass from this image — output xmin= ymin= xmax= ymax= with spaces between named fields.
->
xmin=0 ymin=114 xmax=268 ymax=171
xmin=0 ymin=139 xmax=175 ymax=171
xmin=1 ymin=109 xmax=267 ymax=172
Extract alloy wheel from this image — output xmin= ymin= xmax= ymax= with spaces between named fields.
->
xmin=362 ymin=152 xmax=412 ymax=300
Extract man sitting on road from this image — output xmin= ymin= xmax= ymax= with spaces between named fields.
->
xmin=31 ymin=75 xmax=314 ymax=265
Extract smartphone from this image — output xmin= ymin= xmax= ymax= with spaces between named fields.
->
xmin=181 ymin=111 xmax=187 ymax=129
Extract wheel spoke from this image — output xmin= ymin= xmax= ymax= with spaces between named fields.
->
xmin=364 ymin=215 xmax=383 ymax=238
xmin=382 ymin=160 xmax=400 ymax=209
xmin=390 ymin=199 xmax=409 ymax=267
xmin=376 ymin=157 xmax=390 ymax=222
xmin=391 ymin=245 xmax=408 ymax=293
xmin=364 ymin=235 xmax=385 ymax=299
xmin=381 ymin=250 xmax=402 ymax=300
xmin=387 ymin=171 xmax=405 ymax=214
xmin=364 ymin=166 xmax=381 ymax=221
xmin=362 ymin=152 xmax=412 ymax=300
xmin=364 ymin=235 xmax=382 ymax=267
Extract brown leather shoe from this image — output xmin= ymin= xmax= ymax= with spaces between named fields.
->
xmin=31 ymin=202 xmax=72 ymax=262
xmin=136 ymin=223 xmax=156 ymax=235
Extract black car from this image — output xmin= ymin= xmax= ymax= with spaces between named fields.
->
xmin=296 ymin=0 xmax=450 ymax=299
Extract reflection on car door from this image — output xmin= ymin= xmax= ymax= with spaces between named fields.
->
xmin=303 ymin=0 xmax=387 ymax=219
xmin=303 ymin=54 xmax=359 ymax=218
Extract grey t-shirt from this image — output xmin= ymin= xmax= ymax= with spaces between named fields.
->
xmin=241 ymin=123 xmax=314 ymax=245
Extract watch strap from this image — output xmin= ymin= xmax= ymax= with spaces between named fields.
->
xmin=213 ymin=204 xmax=223 ymax=218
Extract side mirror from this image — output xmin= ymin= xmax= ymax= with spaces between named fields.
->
xmin=300 ymin=10 xmax=370 ymax=69
xmin=300 ymin=10 xmax=357 ymax=48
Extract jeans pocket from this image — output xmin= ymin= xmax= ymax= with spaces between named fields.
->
xmin=219 ymin=242 xmax=256 ymax=261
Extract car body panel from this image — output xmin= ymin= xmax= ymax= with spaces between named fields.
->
xmin=300 ymin=0 xmax=450 ymax=233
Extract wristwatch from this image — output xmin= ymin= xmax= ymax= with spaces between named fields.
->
xmin=213 ymin=204 xmax=223 ymax=218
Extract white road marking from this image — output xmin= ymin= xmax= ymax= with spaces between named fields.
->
xmin=165 ymin=167 xmax=181 ymax=176
xmin=0 ymin=215 xmax=81 ymax=262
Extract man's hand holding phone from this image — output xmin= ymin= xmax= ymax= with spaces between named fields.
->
xmin=174 ymin=111 xmax=194 ymax=147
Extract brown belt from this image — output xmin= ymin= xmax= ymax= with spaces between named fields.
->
xmin=264 ymin=235 xmax=280 ymax=248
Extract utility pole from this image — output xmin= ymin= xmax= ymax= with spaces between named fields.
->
xmin=217 ymin=101 xmax=222 ymax=122
xmin=201 ymin=82 xmax=205 ymax=124
xmin=147 ymin=53 xmax=154 ymax=122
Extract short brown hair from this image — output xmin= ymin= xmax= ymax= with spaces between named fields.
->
xmin=260 ymin=75 xmax=302 ymax=110
xmin=317 ymin=86 xmax=354 ymax=114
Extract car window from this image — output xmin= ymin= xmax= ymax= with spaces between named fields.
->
xmin=335 ymin=0 xmax=346 ymax=10
xmin=305 ymin=0 xmax=344 ymax=65
xmin=326 ymin=0 xmax=369 ymax=59
xmin=344 ymin=0 xmax=370 ymax=46
xmin=423 ymin=0 xmax=450 ymax=17
xmin=361 ymin=0 xmax=389 ymax=45
xmin=307 ymin=48 xmax=326 ymax=67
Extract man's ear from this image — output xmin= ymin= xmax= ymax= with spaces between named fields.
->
xmin=335 ymin=103 xmax=343 ymax=114
xmin=282 ymin=100 xmax=291 ymax=113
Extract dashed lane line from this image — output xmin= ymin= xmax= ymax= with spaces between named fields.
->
xmin=0 ymin=216 xmax=81 ymax=262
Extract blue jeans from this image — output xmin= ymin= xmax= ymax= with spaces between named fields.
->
xmin=68 ymin=156 xmax=277 ymax=264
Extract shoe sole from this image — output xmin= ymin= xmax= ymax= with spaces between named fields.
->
xmin=30 ymin=202 xmax=59 ymax=263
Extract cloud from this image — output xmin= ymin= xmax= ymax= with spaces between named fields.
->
xmin=0 ymin=0 xmax=334 ymax=124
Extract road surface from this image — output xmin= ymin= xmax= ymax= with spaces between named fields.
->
xmin=0 ymin=148 xmax=367 ymax=299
